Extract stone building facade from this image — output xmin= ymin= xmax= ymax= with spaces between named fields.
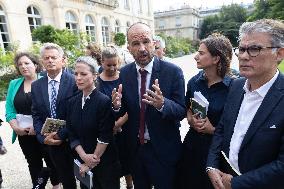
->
xmin=0 ymin=0 xmax=153 ymax=50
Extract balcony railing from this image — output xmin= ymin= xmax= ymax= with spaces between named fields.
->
xmin=72 ymin=0 xmax=119 ymax=9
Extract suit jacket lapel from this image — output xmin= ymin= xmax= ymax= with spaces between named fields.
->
xmin=128 ymin=63 xmax=139 ymax=109
xmin=41 ymin=76 xmax=51 ymax=114
xmin=56 ymin=72 xmax=67 ymax=106
xmin=227 ymin=87 xmax=245 ymax=141
xmin=149 ymin=57 xmax=160 ymax=90
xmin=240 ymin=74 xmax=284 ymax=151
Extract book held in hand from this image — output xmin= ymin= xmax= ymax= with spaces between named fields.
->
xmin=220 ymin=151 xmax=241 ymax=176
xmin=190 ymin=91 xmax=209 ymax=119
xmin=40 ymin=118 xmax=66 ymax=135
xmin=74 ymin=159 xmax=93 ymax=189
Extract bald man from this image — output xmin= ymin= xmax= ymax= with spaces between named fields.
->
xmin=112 ymin=22 xmax=186 ymax=189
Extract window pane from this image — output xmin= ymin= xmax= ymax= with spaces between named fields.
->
xmin=0 ymin=24 xmax=7 ymax=32
xmin=28 ymin=17 xmax=34 ymax=25
xmin=27 ymin=6 xmax=32 ymax=14
xmin=0 ymin=15 xmax=6 ymax=23
xmin=36 ymin=18 xmax=41 ymax=25
xmin=33 ymin=7 xmax=40 ymax=15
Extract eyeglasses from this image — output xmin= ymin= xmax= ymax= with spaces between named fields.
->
xmin=233 ymin=45 xmax=280 ymax=57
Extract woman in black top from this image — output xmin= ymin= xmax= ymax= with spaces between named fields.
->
xmin=176 ymin=33 xmax=234 ymax=189
xmin=97 ymin=47 xmax=133 ymax=189
xmin=5 ymin=52 xmax=59 ymax=188
xmin=67 ymin=56 xmax=120 ymax=189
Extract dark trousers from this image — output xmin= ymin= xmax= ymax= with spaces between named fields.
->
xmin=132 ymin=142 xmax=176 ymax=189
xmin=48 ymin=142 xmax=76 ymax=189
xmin=18 ymin=135 xmax=59 ymax=187
xmin=80 ymin=160 xmax=120 ymax=189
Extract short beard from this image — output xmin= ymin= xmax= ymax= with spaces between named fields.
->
xmin=135 ymin=53 xmax=154 ymax=67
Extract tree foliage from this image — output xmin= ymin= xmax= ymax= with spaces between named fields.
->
xmin=157 ymin=33 xmax=193 ymax=58
xmin=200 ymin=4 xmax=247 ymax=46
xmin=32 ymin=25 xmax=88 ymax=67
xmin=248 ymin=0 xmax=284 ymax=21
xmin=114 ymin=32 xmax=126 ymax=46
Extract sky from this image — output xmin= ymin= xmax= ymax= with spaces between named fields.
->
xmin=153 ymin=0 xmax=255 ymax=11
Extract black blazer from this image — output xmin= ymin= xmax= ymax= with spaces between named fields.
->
xmin=207 ymin=73 xmax=284 ymax=189
xmin=31 ymin=71 xmax=77 ymax=143
xmin=67 ymin=89 xmax=117 ymax=165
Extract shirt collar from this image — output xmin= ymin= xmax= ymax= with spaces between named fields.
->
xmin=196 ymin=70 xmax=232 ymax=86
xmin=47 ymin=70 xmax=63 ymax=83
xmin=135 ymin=57 xmax=154 ymax=74
xmin=243 ymin=70 xmax=279 ymax=98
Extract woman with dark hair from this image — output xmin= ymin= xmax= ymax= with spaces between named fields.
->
xmin=176 ymin=33 xmax=234 ymax=189
xmin=5 ymin=52 xmax=59 ymax=188
xmin=67 ymin=56 xmax=120 ymax=189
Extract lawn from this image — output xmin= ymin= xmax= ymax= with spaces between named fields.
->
xmin=279 ymin=60 xmax=284 ymax=73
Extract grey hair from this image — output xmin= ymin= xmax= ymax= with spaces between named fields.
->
xmin=40 ymin=43 xmax=64 ymax=58
xmin=102 ymin=46 xmax=119 ymax=61
xmin=75 ymin=56 xmax=98 ymax=74
xmin=239 ymin=19 xmax=284 ymax=47
xmin=153 ymin=35 xmax=166 ymax=48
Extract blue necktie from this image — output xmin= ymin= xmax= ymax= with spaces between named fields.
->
xmin=50 ymin=80 xmax=57 ymax=118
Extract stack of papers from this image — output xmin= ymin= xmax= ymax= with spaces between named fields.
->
xmin=74 ymin=159 xmax=93 ymax=189
xmin=16 ymin=114 xmax=33 ymax=128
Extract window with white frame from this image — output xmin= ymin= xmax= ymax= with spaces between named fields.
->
xmin=27 ymin=6 xmax=41 ymax=34
xmin=65 ymin=11 xmax=78 ymax=33
xmin=0 ymin=5 xmax=10 ymax=50
xmin=176 ymin=16 xmax=181 ymax=27
xmin=124 ymin=0 xmax=129 ymax=9
xmin=115 ymin=19 xmax=120 ymax=33
xmin=159 ymin=20 xmax=165 ymax=29
xmin=138 ymin=0 xmax=142 ymax=13
xmin=101 ymin=17 xmax=110 ymax=46
xmin=85 ymin=15 xmax=96 ymax=42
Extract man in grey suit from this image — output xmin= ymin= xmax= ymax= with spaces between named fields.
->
xmin=207 ymin=19 xmax=284 ymax=189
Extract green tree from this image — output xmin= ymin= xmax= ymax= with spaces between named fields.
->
xmin=32 ymin=25 xmax=57 ymax=43
xmin=200 ymin=4 xmax=247 ymax=46
xmin=157 ymin=33 xmax=192 ymax=58
xmin=248 ymin=0 xmax=271 ymax=21
xmin=267 ymin=0 xmax=284 ymax=19
xmin=114 ymin=32 xmax=126 ymax=46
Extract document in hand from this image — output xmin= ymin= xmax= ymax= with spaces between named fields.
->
xmin=74 ymin=159 xmax=93 ymax=189
xmin=190 ymin=91 xmax=209 ymax=119
xmin=40 ymin=118 xmax=66 ymax=135
xmin=16 ymin=114 xmax=33 ymax=128
xmin=220 ymin=151 xmax=241 ymax=176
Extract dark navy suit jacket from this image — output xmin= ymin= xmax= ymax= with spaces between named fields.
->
xmin=117 ymin=57 xmax=186 ymax=165
xmin=207 ymin=73 xmax=284 ymax=189
xmin=31 ymin=71 xmax=77 ymax=144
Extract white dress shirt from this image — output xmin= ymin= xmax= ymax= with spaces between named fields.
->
xmin=135 ymin=58 xmax=154 ymax=140
xmin=229 ymin=70 xmax=279 ymax=172
xmin=47 ymin=70 xmax=62 ymax=107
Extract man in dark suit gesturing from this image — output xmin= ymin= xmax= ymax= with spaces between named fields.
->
xmin=112 ymin=22 xmax=186 ymax=189
xmin=207 ymin=19 xmax=284 ymax=189
xmin=32 ymin=43 xmax=77 ymax=188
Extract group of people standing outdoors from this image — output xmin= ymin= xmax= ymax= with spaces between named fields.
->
xmin=2 ymin=18 xmax=284 ymax=189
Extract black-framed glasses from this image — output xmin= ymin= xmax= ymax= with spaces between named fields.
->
xmin=233 ymin=46 xmax=280 ymax=57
